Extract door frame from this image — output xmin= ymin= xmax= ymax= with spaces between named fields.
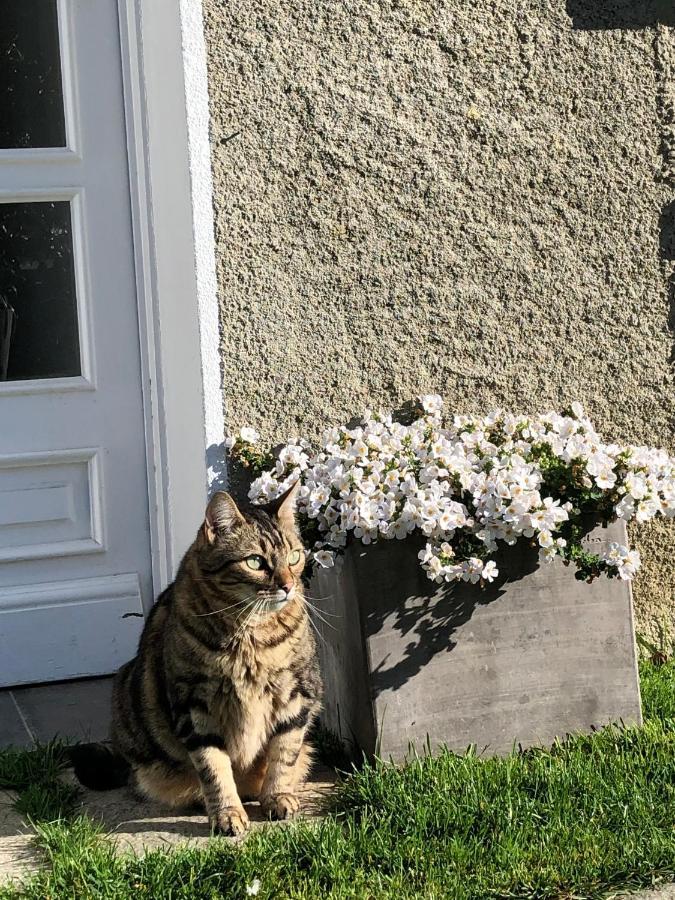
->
xmin=118 ymin=0 xmax=223 ymax=597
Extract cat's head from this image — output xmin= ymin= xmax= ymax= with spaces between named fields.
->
xmin=194 ymin=483 xmax=306 ymax=621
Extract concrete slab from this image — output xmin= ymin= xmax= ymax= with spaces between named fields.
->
xmin=63 ymin=764 xmax=335 ymax=855
xmin=0 ymin=792 xmax=40 ymax=885
xmin=627 ymin=889 xmax=675 ymax=900
xmin=0 ymin=767 xmax=334 ymax=885
xmin=0 ymin=694 xmax=32 ymax=749
xmin=11 ymin=677 xmax=113 ymax=745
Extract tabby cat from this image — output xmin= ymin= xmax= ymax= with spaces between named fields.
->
xmin=72 ymin=484 xmax=322 ymax=835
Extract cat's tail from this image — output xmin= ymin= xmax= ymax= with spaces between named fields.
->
xmin=69 ymin=742 xmax=130 ymax=791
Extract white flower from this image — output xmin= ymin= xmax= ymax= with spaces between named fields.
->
xmin=313 ymin=550 xmax=335 ymax=568
xmin=246 ymin=879 xmax=261 ymax=896
xmin=538 ymin=530 xmax=554 ymax=549
xmin=635 ymin=498 xmax=660 ymax=522
xmin=615 ymin=495 xmax=635 ymax=520
xmin=240 ymin=426 xmax=260 ymax=444
xmin=418 ymin=544 xmax=434 ymax=564
xmin=482 ymin=560 xmax=498 ymax=582
xmin=539 ymin=546 xmax=558 ymax=564
xmin=224 ymin=435 xmax=236 ymax=450
xmin=618 ymin=550 xmax=641 ymax=580
xmin=241 ymin=403 xmax=674 ymax=585
xmin=595 ymin=469 xmax=617 ymax=489
xmin=420 ymin=394 xmax=444 ymax=414
xmin=625 ymin=473 xmax=647 ymax=500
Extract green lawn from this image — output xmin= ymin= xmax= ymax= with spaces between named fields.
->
xmin=1 ymin=660 xmax=674 ymax=900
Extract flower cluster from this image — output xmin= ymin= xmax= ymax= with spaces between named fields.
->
xmin=227 ymin=397 xmax=674 ymax=586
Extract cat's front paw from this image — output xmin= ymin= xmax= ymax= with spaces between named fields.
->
xmin=210 ymin=805 xmax=250 ymax=836
xmin=261 ymin=792 xmax=300 ymax=821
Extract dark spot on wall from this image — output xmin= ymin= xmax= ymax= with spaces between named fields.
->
xmin=566 ymin=0 xmax=675 ymax=29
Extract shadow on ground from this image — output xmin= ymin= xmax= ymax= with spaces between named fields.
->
xmin=63 ymin=765 xmax=335 ymax=854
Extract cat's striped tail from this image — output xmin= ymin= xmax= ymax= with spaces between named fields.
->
xmin=69 ymin=742 xmax=130 ymax=791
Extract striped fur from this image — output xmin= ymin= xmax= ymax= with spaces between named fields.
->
xmin=103 ymin=485 xmax=322 ymax=835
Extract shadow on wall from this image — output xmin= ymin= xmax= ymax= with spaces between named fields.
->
xmin=568 ymin=0 xmax=675 ymax=375
xmin=660 ymin=201 xmax=675 ymax=264
xmin=566 ymin=0 xmax=675 ymax=28
xmin=206 ymin=442 xmax=260 ymax=504
xmin=661 ymin=201 xmax=675 ymax=364
xmin=206 ymin=442 xmax=228 ymax=495
xmin=359 ymin=540 xmax=541 ymax=698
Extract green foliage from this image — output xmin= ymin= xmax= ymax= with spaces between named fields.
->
xmin=526 ymin=443 xmax=627 ymax=583
xmin=0 ymin=741 xmax=77 ymax=822
xmin=227 ymin=442 xmax=274 ymax=480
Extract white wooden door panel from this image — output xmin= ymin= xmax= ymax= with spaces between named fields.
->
xmin=0 ymin=449 xmax=102 ymax=561
xmin=0 ymin=574 xmax=143 ymax=685
xmin=0 ymin=0 xmax=151 ymax=686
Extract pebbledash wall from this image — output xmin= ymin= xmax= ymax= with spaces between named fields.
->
xmin=200 ymin=1 xmax=675 ymax=640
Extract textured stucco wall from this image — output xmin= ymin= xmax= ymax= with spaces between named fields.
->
xmin=203 ymin=1 xmax=675 ymax=639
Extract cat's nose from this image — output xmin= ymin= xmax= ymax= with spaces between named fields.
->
xmin=277 ymin=568 xmax=294 ymax=596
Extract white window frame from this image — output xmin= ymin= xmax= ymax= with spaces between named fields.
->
xmin=118 ymin=0 xmax=223 ymax=594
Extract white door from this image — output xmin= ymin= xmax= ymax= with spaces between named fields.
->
xmin=0 ymin=0 xmax=152 ymax=686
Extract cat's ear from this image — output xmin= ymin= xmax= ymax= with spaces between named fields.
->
xmin=264 ymin=480 xmax=300 ymax=528
xmin=203 ymin=491 xmax=244 ymax=542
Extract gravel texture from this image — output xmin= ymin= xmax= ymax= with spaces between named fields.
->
xmin=203 ymin=1 xmax=675 ymax=637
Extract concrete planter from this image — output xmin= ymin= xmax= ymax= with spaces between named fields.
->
xmin=311 ymin=521 xmax=642 ymax=761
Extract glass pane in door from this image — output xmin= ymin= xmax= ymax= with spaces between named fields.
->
xmin=0 ymin=0 xmax=66 ymax=149
xmin=0 ymin=201 xmax=80 ymax=381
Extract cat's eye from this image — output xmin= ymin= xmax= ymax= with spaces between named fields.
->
xmin=288 ymin=549 xmax=302 ymax=566
xmin=245 ymin=555 xmax=264 ymax=571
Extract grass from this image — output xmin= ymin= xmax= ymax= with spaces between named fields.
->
xmin=0 ymin=743 xmax=78 ymax=823
xmin=0 ymin=662 xmax=674 ymax=899
xmin=640 ymin=657 xmax=675 ymax=724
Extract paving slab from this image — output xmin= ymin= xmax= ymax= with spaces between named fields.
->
xmin=0 ymin=792 xmax=40 ymax=885
xmin=0 ymin=694 xmax=32 ymax=749
xmin=65 ymin=764 xmax=336 ymax=855
xmin=0 ymin=765 xmax=335 ymax=885
xmin=627 ymin=889 xmax=675 ymax=900
xmin=11 ymin=677 xmax=113 ymax=745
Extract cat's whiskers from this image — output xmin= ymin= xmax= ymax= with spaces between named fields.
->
xmin=300 ymin=594 xmax=341 ymax=616
xmin=302 ymin=592 xmax=334 ymax=603
xmin=234 ymin=594 xmax=266 ymax=641
xmin=301 ymin=596 xmax=338 ymax=630
xmin=192 ymin=592 xmax=258 ymax=617
xmin=304 ymin=611 xmax=327 ymax=647
xmin=234 ymin=605 xmax=256 ymax=640
xmin=302 ymin=593 xmax=342 ymax=619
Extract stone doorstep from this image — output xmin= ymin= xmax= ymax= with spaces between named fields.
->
xmin=0 ymin=766 xmax=336 ymax=884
